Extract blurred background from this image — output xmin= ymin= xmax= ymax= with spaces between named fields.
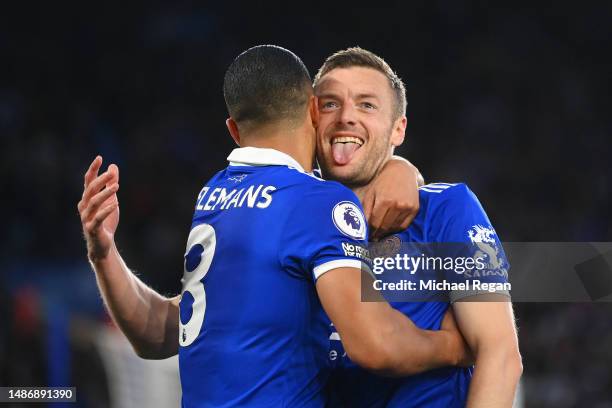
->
xmin=1 ymin=1 xmax=611 ymax=407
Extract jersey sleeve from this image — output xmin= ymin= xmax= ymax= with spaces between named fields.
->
xmin=279 ymin=182 xmax=370 ymax=282
xmin=428 ymin=183 xmax=510 ymax=301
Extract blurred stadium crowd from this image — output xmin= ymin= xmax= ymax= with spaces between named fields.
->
xmin=1 ymin=2 xmax=611 ymax=407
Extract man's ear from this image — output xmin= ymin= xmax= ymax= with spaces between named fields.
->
xmin=309 ymin=95 xmax=319 ymax=128
xmin=226 ymin=118 xmax=241 ymax=146
xmin=390 ymin=116 xmax=407 ymax=147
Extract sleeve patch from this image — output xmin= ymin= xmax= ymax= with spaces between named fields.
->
xmin=332 ymin=201 xmax=367 ymax=240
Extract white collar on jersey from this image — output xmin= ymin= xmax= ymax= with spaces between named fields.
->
xmin=227 ymin=147 xmax=307 ymax=173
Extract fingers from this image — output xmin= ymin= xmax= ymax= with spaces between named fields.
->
xmin=78 ymin=156 xmax=121 ymax=235
xmin=79 ymin=171 xmax=114 ymax=211
xmin=370 ymin=198 xmax=419 ymax=241
xmin=80 ymin=183 xmax=119 ymax=225
xmin=107 ymin=163 xmax=120 ymax=187
xmin=387 ymin=204 xmax=418 ymax=234
xmin=84 ymin=156 xmax=103 ymax=188
xmin=81 ymin=164 xmax=119 ymax=203
xmin=398 ymin=212 xmax=416 ymax=231
xmin=84 ymin=202 xmax=119 ymax=234
xmin=362 ymin=190 xmax=375 ymax=223
xmin=368 ymin=198 xmax=391 ymax=242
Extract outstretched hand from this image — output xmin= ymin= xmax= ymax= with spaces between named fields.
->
xmin=77 ymin=156 xmax=120 ymax=262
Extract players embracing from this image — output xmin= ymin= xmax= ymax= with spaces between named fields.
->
xmin=313 ymin=47 xmax=522 ymax=407
xmin=77 ymin=45 xmax=521 ymax=407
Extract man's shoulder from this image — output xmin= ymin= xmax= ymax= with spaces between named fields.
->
xmin=258 ymin=165 xmax=329 ymax=188
xmin=419 ymin=182 xmax=477 ymax=207
xmin=210 ymin=164 xmax=361 ymax=213
xmin=417 ymin=182 xmax=488 ymax=229
xmin=290 ymin=173 xmax=357 ymax=199
xmin=418 ymin=182 xmax=468 ymax=195
xmin=218 ymin=165 xmax=324 ymax=189
xmin=417 ymin=182 xmax=498 ymax=240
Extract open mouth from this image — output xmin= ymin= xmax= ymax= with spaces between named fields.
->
xmin=331 ymin=136 xmax=364 ymax=165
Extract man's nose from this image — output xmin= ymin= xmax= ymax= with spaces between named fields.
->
xmin=337 ymin=102 xmax=357 ymax=126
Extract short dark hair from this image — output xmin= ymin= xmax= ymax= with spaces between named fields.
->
xmin=223 ymin=45 xmax=312 ymax=129
xmin=313 ymin=47 xmax=406 ymax=120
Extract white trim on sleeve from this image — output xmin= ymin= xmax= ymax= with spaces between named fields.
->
xmin=313 ymin=259 xmax=364 ymax=280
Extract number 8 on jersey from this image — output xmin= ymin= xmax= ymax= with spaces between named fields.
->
xmin=179 ymin=223 xmax=216 ymax=347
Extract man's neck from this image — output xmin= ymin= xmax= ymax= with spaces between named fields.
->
xmin=351 ymin=185 xmax=367 ymax=203
xmin=239 ymin=122 xmax=315 ymax=172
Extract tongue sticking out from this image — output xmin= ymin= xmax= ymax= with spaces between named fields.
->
xmin=331 ymin=143 xmax=360 ymax=165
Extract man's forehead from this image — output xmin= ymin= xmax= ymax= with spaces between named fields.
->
xmin=315 ymin=66 xmax=391 ymax=96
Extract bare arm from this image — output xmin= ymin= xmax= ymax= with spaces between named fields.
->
xmin=78 ymin=156 xmax=179 ymax=359
xmin=316 ymin=267 xmax=471 ymax=376
xmin=389 ymin=155 xmax=425 ymax=187
xmin=453 ymin=299 xmax=523 ymax=407
xmin=91 ymin=245 xmax=180 ymax=359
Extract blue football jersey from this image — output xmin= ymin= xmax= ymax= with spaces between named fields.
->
xmin=178 ymin=147 xmax=369 ymax=408
xmin=329 ymin=182 xmax=510 ymax=408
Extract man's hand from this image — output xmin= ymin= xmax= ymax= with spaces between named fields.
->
xmin=361 ymin=156 xmax=423 ymax=241
xmin=77 ymin=157 xmax=179 ymax=359
xmin=77 ymin=156 xmax=120 ymax=263
xmin=440 ymin=308 xmax=474 ymax=367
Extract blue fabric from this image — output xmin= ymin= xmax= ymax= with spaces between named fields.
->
xmin=329 ymin=183 xmax=509 ymax=407
xmin=179 ymin=163 xmax=368 ymax=408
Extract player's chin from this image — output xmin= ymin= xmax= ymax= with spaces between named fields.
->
xmin=324 ymin=163 xmax=362 ymax=184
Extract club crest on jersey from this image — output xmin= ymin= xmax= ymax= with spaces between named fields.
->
xmin=332 ymin=201 xmax=366 ymax=240
xmin=370 ymin=235 xmax=402 ymax=258
xmin=467 ymin=224 xmax=508 ymax=277
xmin=467 ymin=224 xmax=496 ymax=244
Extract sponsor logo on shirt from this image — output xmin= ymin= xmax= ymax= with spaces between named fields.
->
xmin=341 ymin=242 xmax=370 ymax=260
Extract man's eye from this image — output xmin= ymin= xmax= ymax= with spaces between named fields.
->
xmin=360 ymin=102 xmax=376 ymax=109
xmin=321 ymin=101 xmax=338 ymax=109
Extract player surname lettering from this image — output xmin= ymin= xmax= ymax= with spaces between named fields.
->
xmin=195 ymin=185 xmax=277 ymax=211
